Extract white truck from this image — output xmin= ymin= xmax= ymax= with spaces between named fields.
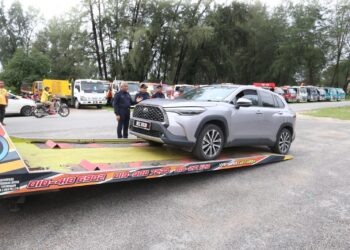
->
xmin=73 ymin=79 xmax=108 ymax=109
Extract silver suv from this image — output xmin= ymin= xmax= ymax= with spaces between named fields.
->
xmin=130 ymin=85 xmax=296 ymax=160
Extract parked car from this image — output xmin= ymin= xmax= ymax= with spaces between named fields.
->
xmin=316 ymin=87 xmax=326 ymax=101
xmin=281 ymin=86 xmax=297 ymax=102
xmin=142 ymin=82 xmax=169 ymax=97
xmin=291 ymin=86 xmax=308 ymax=102
xmin=324 ymin=87 xmax=338 ymax=101
xmin=112 ymin=80 xmax=140 ymax=101
xmin=274 ymin=87 xmax=285 ymax=96
xmin=335 ymin=88 xmax=346 ymax=101
xmin=253 ymin=82 xmax=276 ymax=91
xmin=6 ymin=93 xmax=35 ymax=116
xmin=130 ymin=85 xmax=296 ymax=160
xmin=305 ymin=86 xmax=319 ymax=102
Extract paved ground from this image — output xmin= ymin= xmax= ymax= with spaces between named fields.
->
xmin=1 ymin=102 xmax=350 ymax=249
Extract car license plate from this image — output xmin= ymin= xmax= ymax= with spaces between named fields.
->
xmin=134 ymin=120 xmax=151 ymax=130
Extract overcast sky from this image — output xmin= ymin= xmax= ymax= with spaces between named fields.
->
xmin=3 ymin=0 xmax=290 ymax=20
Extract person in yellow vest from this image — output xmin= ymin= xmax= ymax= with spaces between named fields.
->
xmin=40 ymin=86 xmax=55 ymax=113
xmin=0 ymin=81 xmax=9 ymax=126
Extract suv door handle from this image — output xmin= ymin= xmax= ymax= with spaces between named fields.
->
xmin=256 ymin=110 xmax=262 ymax=115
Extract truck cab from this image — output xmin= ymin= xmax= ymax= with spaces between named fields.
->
xmin=73 ymin=79 xmax=108 ymax=109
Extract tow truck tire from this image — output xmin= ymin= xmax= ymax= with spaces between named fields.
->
xmin=20 ymin=106 xmax=33 ymax=116
xmin=271 ymin=128 xmax=292 ymax=155
xmin=193 ymin=124 xmax=224 ymax=161
xmin=74 ymin=99 xmax=80 ymax=109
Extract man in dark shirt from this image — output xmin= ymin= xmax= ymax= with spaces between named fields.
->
xmin=135 ymin=83 xmax=150 ymax=104
xmin=113 ymin=83 xmax=141 ymax=138
xmin=151 ymin=85 xmax=165 ymax=99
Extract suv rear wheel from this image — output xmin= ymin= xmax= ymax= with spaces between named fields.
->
xmin=193 ymin=124 xmax=224 ymax=161
xmin=271 ymin=128 xmax=292 ymax=155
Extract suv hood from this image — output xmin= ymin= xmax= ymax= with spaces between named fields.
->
xmin=141 ymin=98 xmax=222 ymax=108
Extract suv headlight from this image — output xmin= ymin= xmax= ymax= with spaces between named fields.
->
xmin=164 ymin=107 xmax=206 ymax=115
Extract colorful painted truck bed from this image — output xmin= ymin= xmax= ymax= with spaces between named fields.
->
xmin=0 ymin=124 xmax=292 ymax=198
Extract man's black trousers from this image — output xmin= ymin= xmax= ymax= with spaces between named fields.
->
xmin=0 ymin=105 xmax=6 ymax=124
xmin=117 ymin=111 xmax=130 ymax=138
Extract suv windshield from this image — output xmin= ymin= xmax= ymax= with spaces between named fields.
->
xmin=179 ymin=86 xmax=237 ymax=102
xmin=81 ymin=81 xmax=105 ymax=93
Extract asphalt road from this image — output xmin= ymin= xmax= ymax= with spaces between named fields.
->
xmin=1 ymin=102 xmax=350 ymax=249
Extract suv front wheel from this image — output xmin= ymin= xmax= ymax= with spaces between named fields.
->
xmin=271 ymin=128 xmax=292 ymax=155
xmin=193 ymin=124 xmax=224 ymax=161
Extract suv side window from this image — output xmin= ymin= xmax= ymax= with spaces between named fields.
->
xmin=235 ymin=89 xmax=259 ymax=106
xmin=274 ymin=95 xmax=285 ymax=108
xmin=260 ymin=91 xmax=275 ymax=108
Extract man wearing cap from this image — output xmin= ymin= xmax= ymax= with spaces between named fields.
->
xmin=152 ymin=85 xmax=165 ymax=99
xmin=135 ymin=83 xmax=150 ymax=104
xmin=114 ymin=82 xmax=142 ymax=138
xmin=0 ymin=81 xmax=9 ymax=126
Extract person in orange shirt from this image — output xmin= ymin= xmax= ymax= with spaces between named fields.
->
xmin=0 ymin=81 xmax=9 ymax=126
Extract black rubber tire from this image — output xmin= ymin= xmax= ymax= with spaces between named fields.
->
xmin=192 ymin=124 xmax=224 ymax=161
xmin=147 ymin=140 xmax=163 ymax=147
xmin=58 ymin=104 xmax=70 ymax=117
xmin=33 ymin=107 xmax=45 ymax=118
xmin=74 ymin=99 xmax=80 ymax=109
xmin=20 ymin=106 xmax=33 ymax=116
xmin=271 ymin=128 xmax=292 ymax=155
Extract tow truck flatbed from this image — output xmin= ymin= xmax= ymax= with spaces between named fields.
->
xmin=0 ymin=124 xmax=292 ymax=198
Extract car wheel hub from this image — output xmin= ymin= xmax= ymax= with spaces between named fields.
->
xmin=202 ymin=129 xmax=222 ymax=158
xmin=279 ymin=131 xmax=290 ymax=153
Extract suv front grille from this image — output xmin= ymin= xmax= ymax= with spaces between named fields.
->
xmin=133 ymin=105 xmax=165 ymax=122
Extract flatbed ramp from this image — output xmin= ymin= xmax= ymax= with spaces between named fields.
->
xmin=0 ymin=125 xmax=292 ymax=198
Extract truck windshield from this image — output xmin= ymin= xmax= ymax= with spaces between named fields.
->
xmin=128 ymin=83 xmax=139 ymax=93
xmin=81 ymin=81 xmax=105 ymax=93
xmin=178 ymin=86 xmax=237 ymax=102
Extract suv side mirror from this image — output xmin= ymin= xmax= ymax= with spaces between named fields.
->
xmin=235 ymin=97 xmax=252 ymax=109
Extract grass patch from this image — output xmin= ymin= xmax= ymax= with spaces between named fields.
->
xmin=102 ymin=105 xmax=114 ymax=111
xmin=304 ymin=106 xmax=350 ymax=120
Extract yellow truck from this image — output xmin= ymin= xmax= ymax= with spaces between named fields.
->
xmin=32 ymin=79 xmax=108 ymax=108
xmin=32 ymin=79 xmax=71 ymax=102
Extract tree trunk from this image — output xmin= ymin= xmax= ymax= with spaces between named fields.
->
xmin=97 ymin=0 xmax=108 ymax=79
xmin=89 ymin=0 xmax=103 ymax=79
xmin=129 ymin=0 xmax=142 ymax=51
xmin=173 ymin=41 xmax=188 ymax=84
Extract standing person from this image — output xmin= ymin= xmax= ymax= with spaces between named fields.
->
xmin=135 ymin=83 xmax=150 ymax=104
xmin=114 ymin=82 xmax=141 ymax=138
xmin=152 ymin=85 xmax=165 ymax=98
xmin=40 ymin=86 xmax=55 ymax=114
xmin=0 ymin=81 xmax=9 ymax=126
xmin=165 ymin=87 xmax=174 ymax=99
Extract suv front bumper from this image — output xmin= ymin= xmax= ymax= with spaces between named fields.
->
xmin=129 ymin=117 xmax=195 ymax=148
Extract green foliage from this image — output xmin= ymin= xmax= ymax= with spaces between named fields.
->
xmin=0 ymin=48 xmax=50 ymax=89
